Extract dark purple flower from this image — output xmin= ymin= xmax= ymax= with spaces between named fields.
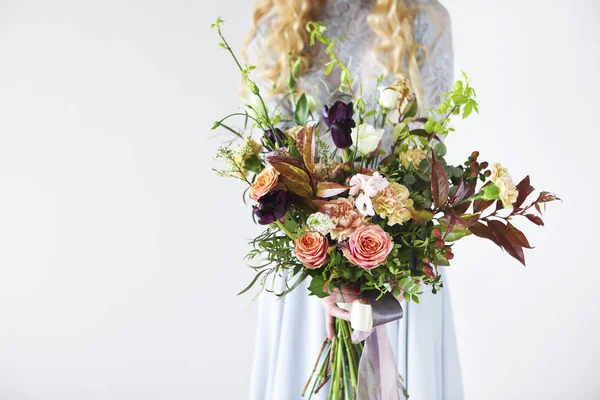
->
xmin=262 ymin=128 xmax=285 ymax=151
xmin=323 ymin=101 xmax=355 ymax=149
xmin=252 ymin=190 xmax=291 ymax=225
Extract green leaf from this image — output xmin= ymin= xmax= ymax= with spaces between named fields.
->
xmin=324 ymin=61 xmax=335 ymax=75
xmin=308 ymin=275 xmax=329 ymax=298
xmin=403 ymin=174 xmax=416 ymax=185
xmin=434 ymin=142 xmax=447 ymax=158
xmin=292 ymin=58 xmax=301 ymax=77
xmin=237 ymin=269 xmax=268 ymax=296
xmin=411 ymin=294 xmax=420 ymax=304
xmin=294 ymin=93 xmax=309 ymax=125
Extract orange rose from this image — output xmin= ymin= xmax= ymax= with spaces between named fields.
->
xmin=249 ymin=166 xmax=279 ymax=201
xmin=342 ymin=224 xmax=393 ymax=269
xmin=294 ymin=232 xmax=330 ymax=269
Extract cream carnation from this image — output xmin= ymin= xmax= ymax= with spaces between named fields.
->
xmin=399 ymin=148 xmax=428 ymax=170
xmin=490 ymin=162 xmax=519 ymax=208
xmin=372 ymin=182 xmax=414 ymax=226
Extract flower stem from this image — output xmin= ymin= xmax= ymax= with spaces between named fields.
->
xmin=275 ymin=220 xmax=296 ymax=240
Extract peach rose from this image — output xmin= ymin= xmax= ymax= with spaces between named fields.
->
xmin=342 ymin=224 xmax=393 ymax=269
xmin=294 ymin=231 xmax=330 ymax=269
xmin=319 ymin=197 xmax=365 ymax=242
xmin=249 ymin=166 xmax=279 ymax=201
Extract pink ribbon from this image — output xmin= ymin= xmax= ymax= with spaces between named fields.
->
xmin=352 ymin=292 xmax=406 ymax=400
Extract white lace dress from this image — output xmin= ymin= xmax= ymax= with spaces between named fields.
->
xmin=247 ymin=1 xmax=463 ymax=399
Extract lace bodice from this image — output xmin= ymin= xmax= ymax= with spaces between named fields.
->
xmin=246 ymin=0 xmax=454 ymax=149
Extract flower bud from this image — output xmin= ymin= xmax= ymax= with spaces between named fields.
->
xmin=247 ymin=80 xmax=260 ymax=95
xmin=379 ymin=87 xmax=401 ymax=110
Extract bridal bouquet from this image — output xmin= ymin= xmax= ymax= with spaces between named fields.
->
xmin=210 ymin=18 xmax=558 ymax=400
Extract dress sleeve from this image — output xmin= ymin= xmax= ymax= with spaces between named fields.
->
xmin=416 ymin=3 xmax=455 ymax=110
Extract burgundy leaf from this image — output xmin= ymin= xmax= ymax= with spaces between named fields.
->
xmin=534 ymin=191 xmax=562 ymax=204
xmin=487 ymin=220 xmax=526 ymax=266
xmin=524 ymin=214 xmax=544 ymax=226
xmin=513 ymin=176 xmax=534 ymax=209
xmin=442 ymin=213 xmax=457 ymax=240
xmin=450 ymin=178 xmax=468 ymax=205
xmin=473 ymin=199 xmax=495 ymax=213
xmin=458 ymin=213 xmax=480 ymax=227
xmin=464 ymin=180 xmax=478 ymax=199
xmin=469 ymin=221 xmax=501 ymax=247
xmin=495 ymin=199 xmax=504 ymax=212
xmin=264 ymin=152 xmax=304 ymax=169
xmin=430 ymin=151 xmax=449 ymax=209
xmin=453 ymin=200 xmax=471 ymax=215
xmin=506 ymin=222 xmax=533 ymax=249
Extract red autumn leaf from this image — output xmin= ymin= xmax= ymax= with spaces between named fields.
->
xmin=473 ymin=199 xmax=495 ymax=213
xmin=487 ymin=220 xmax=526 ymax=266
xmin=506 ymin=222 xmax=533 ymax=249
xmin=453 ymin=200 xmax=471 ymax=215
xmin=442 ymin=212 xmax=458 ymax=240
xmin=450 ymin=178 xmax=468 ymax=205
xmin=534 ymin=191 xmax=561 ymax=204
xmin=297 ymin=125 xmax=316 ymax=175
xmin=430 ymin=151 xmax=449 ymax=209
xmin=513 ymin=175 xmax=534 ymax=209
xmin=524 ymin=214 xmax=544 ymax=226
xmin=316 ymin=182 xmax=350 ymax=198
xmin=269 ymin=160 xmax=313 ymax=197
xmin=408 ymin=209 xmax=434 ymax=225
xmin=495 ymin=199 xmax=504 ymax=212
xmin=265 ymin=152 xmax=305 ymax=169
xmin=464 ymin=180 xmax=478 ymax=199
xmin=469 ymin=221 xmax=501 ymax=247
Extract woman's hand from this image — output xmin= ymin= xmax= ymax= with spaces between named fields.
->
xmin=321 ymin=286 xmax=360 ymax=340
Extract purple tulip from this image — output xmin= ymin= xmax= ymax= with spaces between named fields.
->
xmin=252 ymin=190 xmax=291 ymax=225
xmin=323 ymin=101 xmax=355 ymax=149
xmin=262 ymin=128 xmax=285 ymax=151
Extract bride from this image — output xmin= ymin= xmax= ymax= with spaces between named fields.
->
xmin=243 ymin=1 xmax=463 ymax=399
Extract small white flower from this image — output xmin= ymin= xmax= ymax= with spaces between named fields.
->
xmin=350 ymin=123 xmax=385 ymax=155
xmin=379 ymin=87 xmax=401 ymax=110
xmin=307 ymin=212 xmax=336 ymax=236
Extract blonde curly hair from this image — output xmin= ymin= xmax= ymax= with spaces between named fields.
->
xmin=243 ymin=0 xmax=429 ymax=104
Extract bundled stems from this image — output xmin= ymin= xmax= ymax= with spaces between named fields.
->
xmin=303 ymin=319 xmax=363 ymax=400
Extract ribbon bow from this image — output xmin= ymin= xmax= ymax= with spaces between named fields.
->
xmin=349 ymin=291 xmax=406 ymax=400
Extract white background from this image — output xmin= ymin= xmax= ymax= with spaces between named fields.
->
xmin=0 ymin=0 xmax=598 ymax=399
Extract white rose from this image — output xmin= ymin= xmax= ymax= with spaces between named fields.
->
xmin=379 ymin=87 xmax=400 ymax=110
xmin=350 ymin=123 xmax=385 ymax=155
